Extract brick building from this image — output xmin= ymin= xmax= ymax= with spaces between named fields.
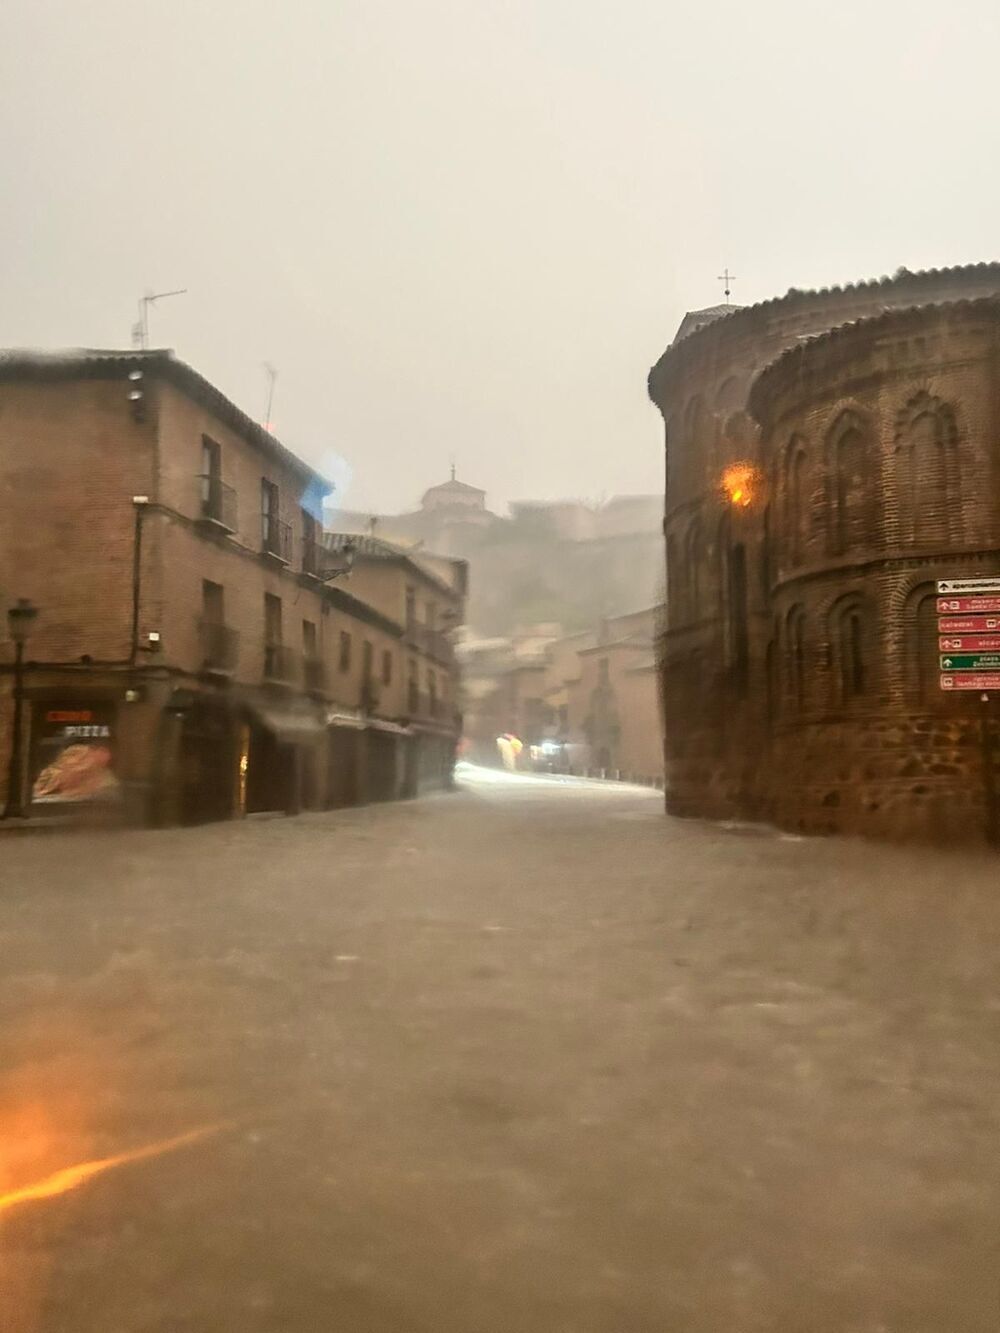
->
xmin=647 ymin=263 xmax=1000 ymax=841
xmin=0 ymin=349 xmax=464 ymax=825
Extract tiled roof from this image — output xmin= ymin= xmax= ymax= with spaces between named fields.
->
xmin=655 ymin=262 xmax=1000 ymax=367
xmin=748 ymin=295 xmax=1000 ymax=420
xmin=324 ymin=530 xmax=463 ymax=598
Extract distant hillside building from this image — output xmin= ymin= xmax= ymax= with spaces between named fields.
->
xmin=420 ymin=473 xmax=490 ymax=519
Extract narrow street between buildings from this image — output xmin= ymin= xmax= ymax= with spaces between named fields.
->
xmin=1 ymin=767 xmax=999 ymax=1332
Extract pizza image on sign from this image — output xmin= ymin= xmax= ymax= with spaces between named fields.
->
xmin=32 ymin=743 xmax=120 ymax=803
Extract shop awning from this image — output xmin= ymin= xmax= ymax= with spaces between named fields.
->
xmin=367 ymin=718 xmax=411 ymax=736
xmin=242 ymin=694 xmax=325 ymax=743
xmin=326 ymin=708 xmax=367 ymax=730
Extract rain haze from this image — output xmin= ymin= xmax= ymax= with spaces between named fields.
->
xmin=8 ymin=5 xmax=1000 ymax=1332
xmin=3 ymin=0 xmax=998 ymax=511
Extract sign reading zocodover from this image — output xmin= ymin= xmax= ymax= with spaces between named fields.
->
xmin=940 ymin=653 xmax=1000 ymax=671
xmin=937 ymin=578 xmax=1000 ymax=595
xmin=937 ymin=579 xmax=1000 ymax=691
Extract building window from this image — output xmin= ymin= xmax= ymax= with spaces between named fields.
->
xmin=382 ymin=650 xmax=393 ymax=686
xmin=895 ymin=394 xmax=960 ymax=548
xmin=904 ymin=583 xmax=939 ymax=704
xmin=362 ymin=640 xmax=373 ymax=681
xmin=263 ymin=593 xmax=284 ymax=678
xmin=726 ymin=542 xmax=749 ymax=691
xmin=200 ymin=580 xmax=235 ymax=672
xmin=826 ymin=411 xmax=875 ymax=556
xmin=408 ymin=659 xmax=419 ymax=714
xmin=201 ymin=437 xmax=221 ymax=518
xmin=261 ymin=479 xmax=277 ymax=545
xmin=786 ymin=438 xmax=808 ymax=565
xmin=830 ymin=596 xmax=872 ymax=704
xmin=302 ymin=508 xmax=319 ymax=575
xmin=684 ymin=519 xmax=702 ymax=618
xmin=428 ymin=670 xmax=438 ymax=716
xmin=264 ymin=593 xmax=282 ymax=645
xmin=338 ymin=630 xmax=352 ymax=672
xmin=666 ymin=535 xmax=678 ymax=625
xmin=202 ymin=579 xmax=224 ymax=623
xmin=785 ymin=605 xmax=807 ymax=711
xmin=302 ymin=619 xmax=317 ymax=658
xmin=761 ymin=505 xmax=771 ymax=596
xmin=598 ymin=657 xmax=610 ymax=685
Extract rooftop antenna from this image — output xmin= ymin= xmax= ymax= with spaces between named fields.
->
xmin=132 ymin=288 xmax=187 ymax=350
xmin=717 ymin=268 xmax=737 ymax=307
xmin=263 ymin=362 xmax=277 ymax=432
xmin=449 ymin=454 xmax=456 ymax=482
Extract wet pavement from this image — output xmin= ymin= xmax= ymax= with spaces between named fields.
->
xmin=1 ymin=766 xmax=999 ymax=1331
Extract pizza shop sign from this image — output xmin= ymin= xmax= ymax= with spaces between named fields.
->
xmin=30 ymin=705 xmax=120 ymax=805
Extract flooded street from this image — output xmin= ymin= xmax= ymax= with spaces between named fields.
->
xmin=1 ymin=769 xmax=999 ymax=1331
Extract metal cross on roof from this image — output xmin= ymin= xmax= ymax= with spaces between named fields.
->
xmin=717 ymin=268 xmax=737 ymax=306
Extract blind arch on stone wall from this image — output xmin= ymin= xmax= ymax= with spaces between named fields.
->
xmin=684 ymin=517 xmax=703 ymax=618
xmin=893 ymin=393 xmax=960 ymax=548
xmin=901 ymin=580 xmax=940 ymax=705
xmin=784 ymin=604 xmax=808 ymax=712
xmin=783 ymin=435 xmax=810 ymax=567
xmin=826 ymin=591 xmax=876 ymax=705
xmin=825 ymin=408 xmax=878 ymax=557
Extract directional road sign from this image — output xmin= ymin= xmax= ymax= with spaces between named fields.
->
xmin=936 ymin=596 xmax=1000 ymax=615
xmin=941 ymin=673 xmax=1000 ymax=691
xmin=939 ymin=653 xmax=1000 ymax=671
xmin=938 ymin=615 xmax=1000 ymax=633
xmin=937 ymin=578 xmax=1000 ymax=595
xmin=939 ymin=635 xmax=1000 ymax=652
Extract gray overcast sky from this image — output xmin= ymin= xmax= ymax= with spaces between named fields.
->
xmin=2 ymin=1 xmax=998 ymax=515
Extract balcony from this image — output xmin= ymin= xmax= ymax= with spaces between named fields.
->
xmin=302 ymin=537 xmax=324 ymax=580
xmin=263 ymin=642 xmax=297 ymax=683
xmin=198 ymin=620 xmax=239 ymax=674
xmin=405 ymin=622 xmax=454 ymax=664
xmin=360 ymin=676 xmax=381 ymax=714
xmin=304 ymin=655 xmax=327 ymax=693
xmin=261 ymin=514 xmax=292 ymax=563
xmin=198 ymin=475 xmax=238 ymax=532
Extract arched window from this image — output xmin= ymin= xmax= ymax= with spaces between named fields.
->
xmin=685 ymin=519 xmax=702 ymax=617
xmin=785 ymin=438 xmax=809 ymax=565
xmin=903 ymin=582 xmax=940 ymax=704
xmin=761 ymin=504 xmax=772 ymax=596
xmin=715 ymin=376 xmax=743 ymax=413
xmin=727 ymin=543 xmax=749 ymax=690
xmin=666 ymin=535 xmax=678 ymax=625
xmin=826 ymin=411 xmax=877 ymax=556
xmin=684 ymin=394 xmax=708 ymax=451
xmin=785 ymin=605 xmax=807 ymax=710
xmin=894 ymin=394 xmax=960 ymax=547
xmin=829 ymin=594 xmax=874 ymax=704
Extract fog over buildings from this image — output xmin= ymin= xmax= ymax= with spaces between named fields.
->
xmin=3 ymin=0 xmax=999 ymax=513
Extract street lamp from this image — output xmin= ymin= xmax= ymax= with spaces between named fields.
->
xmin=4 ymin=598 xmax=38 ymax=819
